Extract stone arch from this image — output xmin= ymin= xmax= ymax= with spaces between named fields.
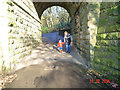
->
xmin=1 ymin=0 xmax=119 ymax=84
xmin=33 ymin=2 xmax=73 ymax=19
xmin=40 ymin=5 xmax=71 ymax=20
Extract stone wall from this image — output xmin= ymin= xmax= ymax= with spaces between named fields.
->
xmin=0 ymin=0 xmax=12 ymax=74
xmin=71 ymin=2 xmax=119 ymax=84
xmin=92 ymin=2 xmax=120 ymax=84
xmin=0 ymin=1 xmax=119 ymax=84
xmin=71 ymin=2 xmax=98 ymax=66
xmin=88 ymin=3 xmax=100 ymax=67
xmin=0 ymin=0 xmax=41 ymax=73
xmin=71 ymin=3 xmax=89 ymax=65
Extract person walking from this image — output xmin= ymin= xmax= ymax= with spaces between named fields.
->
xmin=64 ymin=31 xmax=73 ymax=53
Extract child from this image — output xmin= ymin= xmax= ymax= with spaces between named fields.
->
xmin=57 ymin=40 xmax=64 ymax=52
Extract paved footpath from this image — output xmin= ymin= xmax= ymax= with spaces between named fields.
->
xmin=6 ymin=36 xmax=96 ymax=88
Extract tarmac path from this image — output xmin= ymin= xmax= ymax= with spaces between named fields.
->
xmin=6 ymin=32 xmax=96 ymax=88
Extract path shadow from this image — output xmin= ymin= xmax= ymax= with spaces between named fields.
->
xmin=42 ymin=33 xmax=87 ymax=67
xmin=33 ymin=61 xmax=90 ymax=88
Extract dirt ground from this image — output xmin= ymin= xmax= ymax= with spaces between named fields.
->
xmin=6 ymin=61 xmax=93 ymax=88
xmin=6 ymin=36 xmax=96 ymax=88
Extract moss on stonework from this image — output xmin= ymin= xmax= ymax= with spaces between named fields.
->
xmin=93 ymin=21 xmax=119 ymax=84
xmin=98 ymin=19 xmax=120 ymax=34
xmin=95 ymin=51 xmax=111 ymax=58
xmin=95 ymin=45 xmax=110 ymax=52
xmin=89 ymin=4 xmax=100 ymax=10
xmin=99 ymin=16 xmax=118 ymax=27
xmin=105 ymin=58 xmax=118 ymax=68
xmin=114 ymin=16 xmax=119 ymax=23
xmin=101 ymin=66 xmax=111 ymax=72
xmin=96 ymin=34 xmax=107 ymax=40
xmin=94 ymin=57 xmax=105 ymax=65
xmin=8 ymin=20 xmax=14 ymax=27
xmin=105 ymin=33 xmax=116 ymax=39
xmin=97 ymin=32 xmax=119 ymax=40
xmin=12 ymin=30 xmax=19 ymax=34
xmin=106 ymin=60 xmax=112 ymax=67
xmin=92 ymin=64 xmax=119 ymax=84
xmin=99 ymin=19 xmax=108 ymax=27
xmin=101 ymin=40 xmax=109 ymax=46
xmin=117 ymin=55 xmax=120 ymax=60
xmin=94 ymin=57 xmax=100 ymax=64
xmin=118 ymin=32 xmax=120 ymax=39
xmin=107 ymin=5 xmax=118 ymax=15
xmin=100 ymin=2 xmax=116 ymax=11
xmin=112 ymin=63 xmax=119 ymax=70
xmin=108 ymin=46 xmax=118 ymax=52
xmin=98 ymin=40 xmax=118 ymax=47
xmin=94 ymin=45 xmax=101 ymax=49
xmin=6 ymin=1 xmax=14 ymax=6
xmin=8 ymin=29 xmax=12 ymax=33
xmin=98 ymin=26 xmax=105 ymax=34
xmin=93 ymin=51 xmax=119 ymax=69
xmin=105 ymin=25 xmax=119 ymax=33
xmin=112 ymin=70 xmax=119 ymax=77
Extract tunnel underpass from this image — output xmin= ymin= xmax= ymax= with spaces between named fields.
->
xmin=0 ymin=0 xmax=119 ymax=88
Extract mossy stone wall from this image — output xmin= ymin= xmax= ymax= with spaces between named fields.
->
xmin=92 ymin=2 xmax=120 ymax=84
xmin=71 ymin=2 xmax=119 ymax=84
xmin=71 ymin=2 xmax=90 ymax=66
xmin=71 ymin=2 xmax=100 ymax=67
xmin=0 ymin=1 xmax=119 ymax=84
xmin=0 ymin=0 xmax=41 ymax=73
xmin=88 ymin=3 xmax=100 ymax=68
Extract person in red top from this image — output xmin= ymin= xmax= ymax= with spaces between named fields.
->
xmin=57 ymin=40 xmax=64 ymax=52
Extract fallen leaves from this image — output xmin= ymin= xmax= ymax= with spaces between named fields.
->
xmin=88 ymin=68 xmax=120 ymax=88
xmin=0 ymin=74 xmax=17 ymax=89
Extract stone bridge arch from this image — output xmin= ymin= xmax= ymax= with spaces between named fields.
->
xmin=33 ymin=2 xmax=95 ymax=66
xmin=0 ymin=1 xmax=100 ymax=69
xmin=33 ymin=2 xmax=94 ymax=65
xmin=33 ymin=2 xmax=73 ymax=19
xmin=0 ymin=0 xmax=119 ymax=84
